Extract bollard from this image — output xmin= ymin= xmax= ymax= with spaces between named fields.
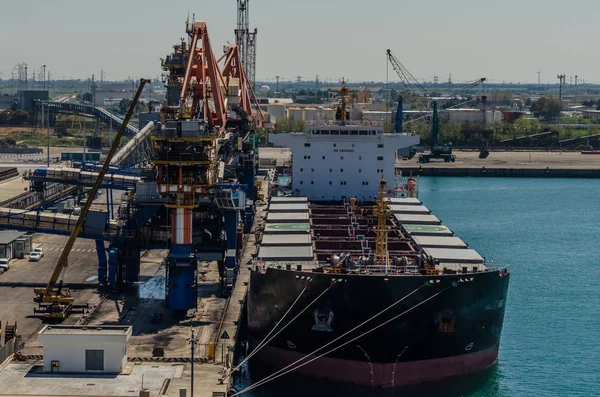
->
xmin=207 ymin=341 xmax=215 ymax=361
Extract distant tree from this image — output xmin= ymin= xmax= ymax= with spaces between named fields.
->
xmin=10 ymin=110 xmax=28 ymax=124
xmin=530 ymin=96 xmax=562 ymax=120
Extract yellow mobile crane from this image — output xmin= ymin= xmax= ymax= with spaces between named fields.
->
xmin=33 ymin=79 xmax=150 ymax=320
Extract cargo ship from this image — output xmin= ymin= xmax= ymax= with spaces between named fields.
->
xmin=246 ymin=81 xmax=510 ymax=387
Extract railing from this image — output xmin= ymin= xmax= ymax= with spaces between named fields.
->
xmin=305 ymin=120 xmax=385 ymax=127
xmin=154 ymin=152 xmax=212 ymax=163
xmin=0 ymin=337 xmax=15 ymax=366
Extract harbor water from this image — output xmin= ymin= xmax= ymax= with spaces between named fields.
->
xmin=236 ymin=177 xmax=600 ymax=396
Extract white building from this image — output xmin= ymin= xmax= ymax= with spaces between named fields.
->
xmin=38 ymin=325 xmax=132 ymax=373
xmin=269 ymin=126 xmax=419 ymax=201
xmin=447 ymin=109 xmax=503 ymax=126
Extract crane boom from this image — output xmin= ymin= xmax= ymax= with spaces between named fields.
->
xmin=36 ymin=79 xmax=149 ymax=303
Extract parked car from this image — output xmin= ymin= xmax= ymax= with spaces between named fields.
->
xmin=29 ymin=252 xmax=41 ymax=262
xmin=0 ymin=258 xmax=9 ymax=271
xmin=33 ymin=247 xmax=44 ymax=258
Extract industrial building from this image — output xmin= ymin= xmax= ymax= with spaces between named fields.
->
xmin=38 ymin=325 xmax=132 ymax=373
xmin=0 ymin=230 xmax=32 ymax=259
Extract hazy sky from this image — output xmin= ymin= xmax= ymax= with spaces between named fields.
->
xmin=1 ymin=0 xmax=599 ymax=85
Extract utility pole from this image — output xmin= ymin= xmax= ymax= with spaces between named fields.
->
xmin=187 ymin=327 xmax=198 ymax=397
xmin=43 ymin=65 xmax=46 ymax=91
xmin=557 ymin=74 xmax=566 ymax=100
xmin=47 ymin=102 xmax=50 ymax=166
xmin=275 ymin=76 xmax=280 ymax=97
xmin=537 ymin=70 xmax=541 ymax=85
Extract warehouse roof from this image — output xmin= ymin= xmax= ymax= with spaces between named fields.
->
xmin=0 ymin=230 xmax=28 ymax=245
xmin=39 ymin=325 xmax=133 ymax=336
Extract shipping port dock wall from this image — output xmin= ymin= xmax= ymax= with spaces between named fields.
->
xmin=397 ymin=150 xmax=600 ymax=178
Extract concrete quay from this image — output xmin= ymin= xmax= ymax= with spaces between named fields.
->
xmin=397 ymin=150 xmax=600 ymax=177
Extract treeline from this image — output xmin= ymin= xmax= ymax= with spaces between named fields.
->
xmin=0 ymin=110 xmax=29 ymax=125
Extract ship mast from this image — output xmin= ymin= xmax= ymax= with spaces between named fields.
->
xmin=374 ymin=175 xmax=391 ymax=274
xmin=334 ymin=78 xmax=354 ymax=126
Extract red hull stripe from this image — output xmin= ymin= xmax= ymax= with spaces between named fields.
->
xmin=250 ymin=339 xmax=499 ymax=387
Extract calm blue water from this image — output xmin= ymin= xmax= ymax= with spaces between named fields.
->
xmin=236 ymin=177 xmax=600 ymax=396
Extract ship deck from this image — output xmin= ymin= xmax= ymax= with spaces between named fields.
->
xmin=256 ymin=196 xmax=489 ymax=275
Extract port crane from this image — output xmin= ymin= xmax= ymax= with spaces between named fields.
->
xmin=33 ymin=79 xmax=149 ymax=319
xmin=386 ymin=49 xmax=485 ymax=162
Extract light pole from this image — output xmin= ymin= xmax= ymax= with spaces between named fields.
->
xmin=43 ymin=65 xmax=46 ymax=91
xmin=187 ymin=327 xmax=198 ymax=397
xmin=46 ymin=102 xmax=50 ymax=166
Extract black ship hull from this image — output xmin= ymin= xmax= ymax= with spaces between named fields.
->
xmin=247 ymin=267 xmax=510 ymax=387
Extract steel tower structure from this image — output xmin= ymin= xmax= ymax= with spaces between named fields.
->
xmin=236 ymin=0 xmax=257 ymax=89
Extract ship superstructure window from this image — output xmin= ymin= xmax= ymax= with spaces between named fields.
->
xmin=300 ymin=168 xmax=303 ymax=172
xmin=359 ymin=156 xmax=362 ymax=160
xmin=340 ymin=169 xmax=344 ymax=172
xmin=377 ymin=156 xmax=384 ymax=160
xmin=362 ymin=182 xmax=370 ymax=185
xmin=359 ymin=169 xmax=362 ymax=173
xmin=341 ymin=156 xmax=344 ymax=160
xmin=340 ymin=181 xmax=347 ymax=185
xmin=378 ymin=144 xmax=384 ymax=148
xmin=300 ymin=181 xmax=303 ymax=185
xmin=322 ymin=156 xmax=325 ymax=160
xmin=311 ymin=181 xmax=314 ymax=185
xmin=329 ymin=181 xmax=332 ymax=185
xmin=333 ymin=143 xmax=337 ymax=147
xmin=303 ymin=155 xmax=311 ymax=159
xmin=304 ymin=143 xmax=311 ymax=147
xmin=311 ymin=168 xmax=314 ymax=172
xmin=329 ymin=169 xmax=332 ymax=172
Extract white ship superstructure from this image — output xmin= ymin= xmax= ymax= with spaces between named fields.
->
xmin=269 ymin=125 xmax=419 ymax=200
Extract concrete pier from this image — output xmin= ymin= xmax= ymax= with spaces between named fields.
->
xmin=397 ymin=150 xmax=600 ymax=178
